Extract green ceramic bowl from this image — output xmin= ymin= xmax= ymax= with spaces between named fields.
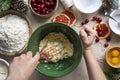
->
xmin=27 ymin=22 xmax=83 ymax=77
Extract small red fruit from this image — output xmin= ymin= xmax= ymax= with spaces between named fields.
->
xmin=98 ymin=31 xmax=102 ymax=37
xmin=81 ymin=21 xmax=85 ymax=25
xmin=106 ymin=36 xmax=111 ymax=42
xmin=104 ymin=42 xmax=109 ymax=47
xmin=85 ymin=19 xmax=89 ymax=24
xmin=97 ymin=17 xmax=102 ymax=23
xmin=92 ymin=16 xmax=97 ymax=21
xmin=95 ymin=37 xmax=100 ymax=42
xmin=32 ymin=0 xmax=35 ymax=3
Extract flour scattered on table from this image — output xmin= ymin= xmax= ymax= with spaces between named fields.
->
xmin=0 ymin=14 xmax=29 ymax=53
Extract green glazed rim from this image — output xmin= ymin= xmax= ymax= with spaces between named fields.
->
xmin=27 ymin=22 xmax=83 ymax=77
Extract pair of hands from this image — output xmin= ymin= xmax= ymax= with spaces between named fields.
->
xmin=7 ymin=25 xmax=96 ymax=80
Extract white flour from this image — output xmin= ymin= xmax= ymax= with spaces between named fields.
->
xmin=0 ymin=14 xmax=29 ymax=52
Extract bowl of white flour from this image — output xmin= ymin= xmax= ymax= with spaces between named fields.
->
xmin=0 ymin=58 xmax=9 ymax=80
xmin=0 ymin=10 xmax=33 ymax=56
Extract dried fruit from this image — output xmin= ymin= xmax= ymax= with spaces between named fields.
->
xmin=53 ymin=13 xmax=70 ymax=25
xmin=61 ymin=10 xmax=76 ymax=26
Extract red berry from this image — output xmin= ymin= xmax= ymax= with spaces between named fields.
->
xmin=81 ymin=21 xmax=85 ymax=25
xmin=37 ymin=5 xmax=41 ymax=8
xmin=33 ymin=3 xmax=37 ymax=7
xmin=33 ymin=8 xmax=37 ymax=12
xmin=104 ymin=42 xmax=109 ymax=47
xmin=95 ymin=37 xmax=100 ymax=42
xmin=92 ymin=16 xmax=97 ymax=21
xmin=106 ymin=36 xmax=111 ymax=42
xmin=97 ymin=26 xmax=102 ymax=32
xmin=85 ymin=19 xmax=89 ymax=24
xmin=97 ymin=17 xmax=102 ymax=23
xmin=41 ymin=4 xmax=45 ymax=9
xmin=98 ymin=31 xmax=102 ymax=37
xmin=31 ymin=0 xmax=35 ymax=3
xmin=45 ymin=2 xmax=50 ymax=6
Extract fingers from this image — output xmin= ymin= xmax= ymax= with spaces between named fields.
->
xmin=33 ymin=52 xmax=40 ymax=62
xmin=80 ymin=28 xmax=88 ymax=44
xmin=26 ymin=51 xmax=32 ymax=58
xmin=82 ymin=25 xmax=96 ymax=36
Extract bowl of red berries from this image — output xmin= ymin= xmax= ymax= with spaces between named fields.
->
xmin=29 ymin=0 xmax=59 ymax=17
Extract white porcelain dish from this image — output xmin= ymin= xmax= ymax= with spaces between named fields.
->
xmin=73 ymin=0 xmax=102 ymax=14
xmin=0 ymin=58 xmax=9 ymax=80
xmin=109 ymin=9 xmax=120 ymax=35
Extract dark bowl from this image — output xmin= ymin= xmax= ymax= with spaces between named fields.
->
xmin=27 ymin=22 xmax=83 ymax=77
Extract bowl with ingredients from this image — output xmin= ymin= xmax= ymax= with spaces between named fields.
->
xmin=105 ymin=46 xmax=120 ymax=68
xmin=0 ymin=58 xmax=9 ymax=80
xmin=27 ymin=22 xmax=83 ymax=77
xmin=73 ymin=0 xmax=102 ymax=14
xmin=29 ymin=0 xmax=59 ymax=17
xmin=0 ymin=10 xmax=33 ymax=56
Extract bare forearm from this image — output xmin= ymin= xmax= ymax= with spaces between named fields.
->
xmin=84 ymin=49 xmax=106 ymax=80
xmin=6 ymin=74 xmax=28 ymax=80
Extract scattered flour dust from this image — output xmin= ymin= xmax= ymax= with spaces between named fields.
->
xmin=0 ymin=14 xmax=29 ymax=53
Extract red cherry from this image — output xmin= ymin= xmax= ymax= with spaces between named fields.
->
xmin=104 ymin=42 xmax=109 ymax=47
xmin=95 ymin=37 xmax=100 ymax=42
xmin=33 ymin=8 xmax=37 ymax=11
xmin=31 ymin=0 xmax=35 ymax=3
xmin=98 ymin=31 xmax=102 ymax=37
xmin=33 ymin=3 xmax=37 ymax=7
xmin=92 ymin=16 xmax=97 ymax=21
xmin=97 ymin=26 xmax=102 ymax=32
xmin=97 ymin=17 xmax=102 ymax=23
xmin=106 ymin=36 xmax=111 ymax=42
xmin=81 ymin=21 xmax=85 ymax=25
xmin=41 ymin=4 xmax=45 ymax=9
xmin=45 ymin=2 xmax=50 ymax=6
xmin=37 ymin=5 xmax=41 ymax=8
xmin=85 ymin=19 xmax=89 ymax=24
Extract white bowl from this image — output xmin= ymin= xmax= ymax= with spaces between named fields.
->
xmin=73 ymin=0 xmax=102 ymax=14
xmin=108 ymin=9 xmax=120 ymax=35
xmin=0 ymin=58 xmax=9 ymax=80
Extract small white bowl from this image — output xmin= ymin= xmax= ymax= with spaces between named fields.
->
xmin=73 ymin=0 xmax=102 ymax=14
xmin=0 ymin=58 xmax=9 ymax=80
xmin=109 ymin=9 xmax=120 ymax=35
